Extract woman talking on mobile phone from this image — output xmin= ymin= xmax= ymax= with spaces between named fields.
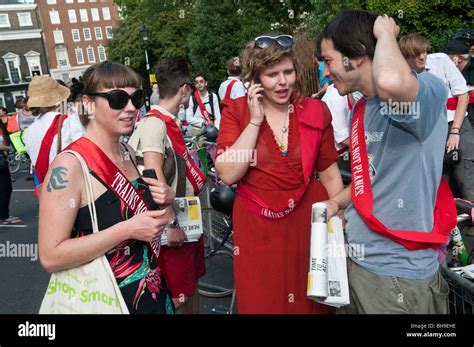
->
xmin=216 ymin=34 xmax=344 ymax=313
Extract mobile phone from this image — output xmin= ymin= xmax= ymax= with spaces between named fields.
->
xmin=142 ymin=169 xmax=160 ymax=210
xmin=252 ymin=74 xmax=261 ymax=84
xmin=142 ymin=168 xmax=158 ymax=180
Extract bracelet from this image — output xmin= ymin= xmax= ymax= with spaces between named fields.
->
xmin=449 ymin=132 xmax=460 ymax=135
xmin=249 ymin=121 xmax=262 ymax=128
xmin=450 ymin=127 xmax=460 ymax=130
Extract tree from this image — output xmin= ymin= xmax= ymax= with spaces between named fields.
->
xmin=307 ymin=0 xmax=473 ymax=52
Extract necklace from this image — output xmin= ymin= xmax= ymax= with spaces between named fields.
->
xmin=281 ymin=110 xmax=289 ymax=133
xmin=115 ymin=148 xmax=127 ymax=172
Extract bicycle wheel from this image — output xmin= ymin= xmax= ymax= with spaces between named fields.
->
xmin=199 ymin=208 xmax=234 ymax=297
xmin=8 ymin=151 xmax=20 ymax=173
xmin=198 ymin=250 xmax=234 ymax=298
xmin=201 ymin=207 xmax=233 ymax=252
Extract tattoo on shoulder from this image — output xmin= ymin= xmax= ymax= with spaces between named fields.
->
xmin=46 ymin=166 xmax=69 ymax=192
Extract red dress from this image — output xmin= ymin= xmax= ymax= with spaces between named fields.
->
xmin=218 ymin=96 xmax=339 ymax=314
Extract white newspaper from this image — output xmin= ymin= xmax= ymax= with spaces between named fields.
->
xmin=309 ymin=216 xmax=350 ymax=308
xmin=160 ymin=197 xmax=203 ymax=246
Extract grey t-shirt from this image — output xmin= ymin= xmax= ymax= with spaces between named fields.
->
xmin=344 ymin=72 xmax=448 ymax=280
xmin=18 ymin=110 xmax=35 ymax=130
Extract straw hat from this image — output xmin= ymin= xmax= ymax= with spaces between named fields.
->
xmin=27 ymin=76 xmax=70 ymax=108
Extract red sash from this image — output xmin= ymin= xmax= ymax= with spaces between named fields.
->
xmin=35 ymin=114 xmax=68 ymax=184
xmin=65 ymin=137 xmax=161 ymax=259
xmin=237 ymin=98 xmax=324 ymax=219
xmin=224 ymin=80 xmax=237 ymax=100
xmin=194 ymin=91 xmax=212 ymax=124
xmin=447 ymin=91 xmax=474 ymax=110
xmin=146 ymin=109 xmax=206 ymax=195
xmin=350 ymin=98 xmax=457 ymax=250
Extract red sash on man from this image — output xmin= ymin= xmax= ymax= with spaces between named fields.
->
xmin=194 ymin=91 xmax=212 ymax=124
xmin=65 ymin=137 xmax=161 ymax=259
xmin=224 ymin=80 xmax=237 ymax=101
xmin=350 ymin=98 xmax=457 ymax=250
xmin=447 ymin=91 xmax=474 ymax=110
xmin=237 ymin=97 xmax=324 ymax=219
xmin=146 ymin=109 xmax=206 ymax=195
xmin=35 ymin=114 xmax=68 ymax=184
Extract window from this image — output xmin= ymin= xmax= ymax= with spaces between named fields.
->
xmin=12 ymin=91 xmax=26 ymax=103
xmin=94 ymin=27 xmax=102 ymax=40
xmin=24 ymin=51 xmax=43 ymax=78
xmin=49 ymin=10 xmax=60 ymax=24
xmin=78 ymin=0 xmax=85 ymax=3
xmin=62 ymin=73 xmax=70 ymax=82
xmin=98 ymin=45 xmax=106 ymax=61
xmin=66 ymin=0 xmax=74 ymax=3
xmin=105 ymin=26 xmax=113 ymax=39
xmin=75 ymin=47 xmax=84 ymax=64
xmin=68 ymin=10 xmax=77 ymax=23
xmin=18 ymin=13 xmax=33 ymax=27
xmin=102 ymin=7 xmax=110 ymax=20
xmin=0 ymin=14 xmax=10 ymax=28
xmin=71 ymin=29 xmax=80 ymax=42
xmin=55 ymin=47 xmax=69 ymax=68
xmin=87 ymin=46 xmax=95 ymax=63
xmin=3 ymin=53 xmax=22 ymax=84
xmin=91 ymin=8 xmax=100 ymax=21
xmin=83 ymin=28 xmax=91 ymax=41
xmin=79 ymin=9 xmax=88 ymax=22
xmin=53 ymin=30 xmax=64 ymax=44
xmin=47 ymin=0 xmax=57 ymax=4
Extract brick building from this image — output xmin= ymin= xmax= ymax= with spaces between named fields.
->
xmin=35 ymin=0 xmax=120 ymax=82
xmin=0 ymin=0 xmax=49 ymax=112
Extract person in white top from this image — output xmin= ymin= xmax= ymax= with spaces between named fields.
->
xmin=322 ymin=84 xmax=362 ymax=152
xmin=399 ymin=33 xmax=473 ymax=201
xmin=186 ymin=75 xmax=221 ymax=130
xmin=24 ymin=76 xmax=85 ymax=182
xmin=218 ymin=57 xmax=246 ymax=101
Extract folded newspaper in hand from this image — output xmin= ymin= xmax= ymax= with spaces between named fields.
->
xmin=160 ymin=197 xmax=203 ymax=246
xmin=308 ymin=216 xmax=350 ymax=308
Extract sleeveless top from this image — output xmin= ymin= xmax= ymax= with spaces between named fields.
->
xmin=72 ymin=147 xmax=174 ymax=314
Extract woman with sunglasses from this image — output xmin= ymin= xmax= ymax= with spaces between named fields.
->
xmin=216 ymin=35 xmax=344 ymax=313
xmin=39 ymin=61 xmax=175 ymax=313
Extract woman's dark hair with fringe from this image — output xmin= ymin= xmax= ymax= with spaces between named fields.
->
xmin=80 ymin=61 xmax=142 ymax=126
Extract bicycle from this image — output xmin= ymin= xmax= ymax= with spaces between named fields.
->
xmin=184 ymin=132 xmax=236 ymax=312
xmin=441 ymin=198 xmax=474 ymax=314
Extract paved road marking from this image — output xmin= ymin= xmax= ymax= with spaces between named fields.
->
xmin=0 ymin=224 xmax=27 ymax=228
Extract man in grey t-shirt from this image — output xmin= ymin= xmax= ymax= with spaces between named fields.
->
xmin=318 ymin=11 xmax=450 ymax=313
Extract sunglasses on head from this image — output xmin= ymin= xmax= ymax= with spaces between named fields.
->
xmin=255 ymin=35 xmax=293 ymax=49
xmin=87 ymin=89 xmax=144 ymax=110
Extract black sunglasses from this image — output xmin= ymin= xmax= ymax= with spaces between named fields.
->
xmin=255 ymin=35 xmax=293 ymax=49
xmin=87 ymin=89 xmax=145 ymax=110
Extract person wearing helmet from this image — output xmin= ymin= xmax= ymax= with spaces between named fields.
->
xmin=216 ymin=33 xmax=344 ymax=313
